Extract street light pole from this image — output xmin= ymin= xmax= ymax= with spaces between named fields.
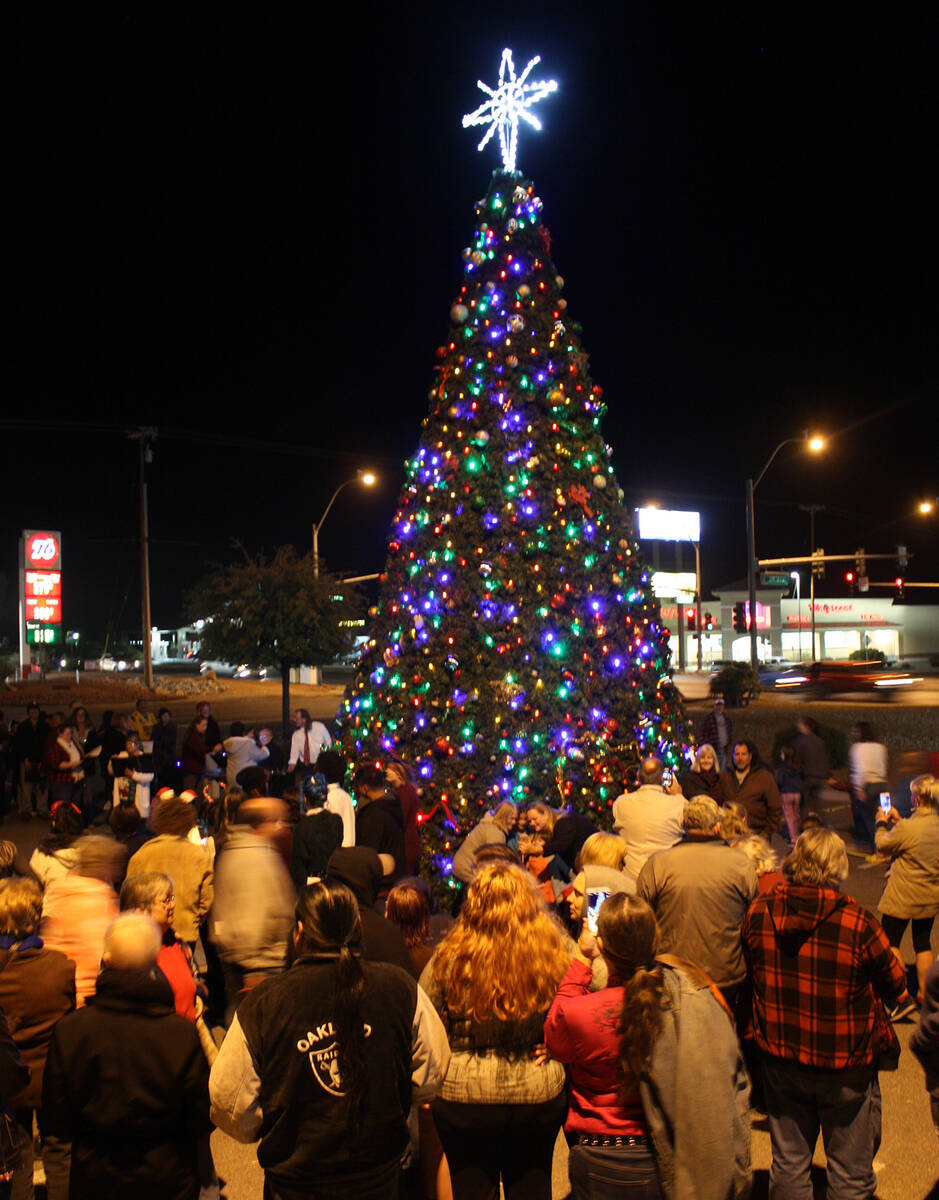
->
xmin=745 ymin=432 xmax=825 ymax=669
xmin=310 ymin=471 xmax=376 ymax=684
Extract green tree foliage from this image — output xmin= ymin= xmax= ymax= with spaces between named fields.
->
xmin=339 ymin=171 xmax=690 ymax=898
xmin=187 ymin=545 xmax=357 ymax=737
xmin=709 ymin=662 xmax=762 ymax=708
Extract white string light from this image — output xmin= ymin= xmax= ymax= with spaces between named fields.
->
xmin=462 ymin=49 xmax=558 ymax=173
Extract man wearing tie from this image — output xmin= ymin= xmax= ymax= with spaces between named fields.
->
xmin=287 ymin=708 xmax=332 ymax=793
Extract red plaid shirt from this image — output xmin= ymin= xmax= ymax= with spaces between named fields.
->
xmin=741 ymin=883 xmax=905 ymax=1069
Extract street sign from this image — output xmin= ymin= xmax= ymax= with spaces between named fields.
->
xmin=760 ymin=571 xmax=791 ymax=587
xmin=858 ymin=575 xmax=869 ymax=593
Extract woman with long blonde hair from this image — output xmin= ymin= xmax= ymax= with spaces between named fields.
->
xmin=423 ymin=861 xmax=570 ymax=1198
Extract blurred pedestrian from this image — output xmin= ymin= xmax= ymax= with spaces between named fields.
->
xmin=792 ymin=716 xmax=828 ymax=811
xmin=775 ymin=746 xmax=803 ymax=846
xmin=849 ymin=722 xmax=888 ymax=854
xmin=41 ymin=836 xmax=124 ymax=1005
xmin=208 ymin=798 xmax=294 ymax=1024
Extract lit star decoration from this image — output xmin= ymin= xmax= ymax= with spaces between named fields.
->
xmin=462 ymin=49 xmax=558 ymax=173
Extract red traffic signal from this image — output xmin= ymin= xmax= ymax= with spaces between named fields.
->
xmin=685 ymin=608 xmax=696 ymax=632
xmin=845 ymin=571 xmax=855 ymax=584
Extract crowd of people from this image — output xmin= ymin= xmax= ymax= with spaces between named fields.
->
xmin=0 ymin=695 xmax=937 ymax=1199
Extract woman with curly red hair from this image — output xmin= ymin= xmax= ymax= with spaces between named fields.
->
xmin=422 ymin=860 xmax=570 ymax=1199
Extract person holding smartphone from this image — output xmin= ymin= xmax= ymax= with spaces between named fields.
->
xmin=875 ymin=774 xmax=939 ymax=1012
xmin=544 ymin=893 xmax=751 ymax=1199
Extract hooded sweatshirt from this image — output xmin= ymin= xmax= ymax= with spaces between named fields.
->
xmin=742 ymin=883 xmax=905 ymax=1068
xmin=325 ymin=848 xmax=414 ymax=976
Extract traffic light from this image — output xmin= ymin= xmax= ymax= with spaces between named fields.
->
xmin=855 ymin=546 xmax=867 ymax=577
xmin=895 ymin=576 xmax=905 ymax=600
xmin=685 ymin=608 xmax=696 ymax=632
xmin=704 ymin=611 xmax=714 ymax=631
xmin=733 ymin=601 xmax=747 ymax=633
xmin=845 ymin=570 xmax=855 ymax=594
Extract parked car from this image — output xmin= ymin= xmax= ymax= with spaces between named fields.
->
xmin=774 ymin=660 xmax=923 ymax=699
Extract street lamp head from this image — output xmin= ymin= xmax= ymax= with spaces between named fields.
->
xmin=359 ymin=471 xmax=377 ymax=487
xmin=807 ymin=435 xmax=825 ymax=453
xmin=919 ymin=500 xmax=933 ymax=516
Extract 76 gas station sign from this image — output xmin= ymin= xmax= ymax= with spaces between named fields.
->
xmin=21 ymin=531 xmax=63 ymax=651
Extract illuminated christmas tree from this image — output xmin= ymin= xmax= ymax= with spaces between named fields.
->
xmin=341 ymin=51 xmax=690 ymax=892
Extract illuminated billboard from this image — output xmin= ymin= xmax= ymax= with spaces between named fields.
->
xmin=636 ymin=508 xmax=701 ymax=543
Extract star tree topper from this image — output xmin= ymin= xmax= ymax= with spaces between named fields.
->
xmin=462 ymin=49 xmax=558 ymax=174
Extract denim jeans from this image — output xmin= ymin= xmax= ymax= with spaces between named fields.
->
xmin=761 ymin=1055 xmax=880 ymax=1200
xmin=568 ymin=1142 xmax=663 ymax=1199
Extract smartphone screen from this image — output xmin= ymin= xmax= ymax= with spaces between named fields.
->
xmin=585 ymin=888 xmax=611 ymax=934
xmin=879 ymin=792 xmax=892 ymax=814
xmin=662 ymin=768 xmax=673 ymax=788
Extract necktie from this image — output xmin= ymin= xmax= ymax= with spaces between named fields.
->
xmin=303 ymin=732 xmax=311 ymax=765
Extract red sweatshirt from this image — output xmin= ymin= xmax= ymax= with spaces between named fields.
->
xmin=544 ymin=958 xmax=647 ymax=1136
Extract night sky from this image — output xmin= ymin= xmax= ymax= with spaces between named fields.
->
xmin=5 ymin=6 xmax=937 ymax=643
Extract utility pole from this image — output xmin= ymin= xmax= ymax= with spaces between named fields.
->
xmin=130 ymin=428 xmax=157 ymax=689
xmin=800 ymin=504 xmax=825 ymax=662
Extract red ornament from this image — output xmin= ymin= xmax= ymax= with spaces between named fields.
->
xmin=569 ymin=484 xmax=594 ymax=516
xmin=550 ymin=592 xmax=565 ymax=609
xmin=434 ymin=737 xmax=450 ymax=756
xmin=605 ymin=718 xmax=619 ymax=733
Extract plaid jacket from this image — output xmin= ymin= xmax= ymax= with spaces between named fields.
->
xmin=741 ymin=883 xmax=905 ymax=1069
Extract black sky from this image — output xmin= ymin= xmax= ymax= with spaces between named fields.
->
xmin=5 ymin=5 xmax=938 ymax=639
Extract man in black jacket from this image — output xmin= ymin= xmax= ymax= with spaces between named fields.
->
xmin=326 ymin=847 xmax=415 ymax=976
xmin=42 ymin=911 xmax=211 ymax=1200
xmin=353 ymin=763 xmax=407 ymax=882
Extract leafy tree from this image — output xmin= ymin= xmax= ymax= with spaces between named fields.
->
xmin=187 ymin=545 xmax=357 ymax=738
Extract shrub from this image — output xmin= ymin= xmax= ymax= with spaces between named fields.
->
xmin=709 ymin=663 xmax=762 ymax=708
xmin=849 ymin=648 xmax=886 ymax=665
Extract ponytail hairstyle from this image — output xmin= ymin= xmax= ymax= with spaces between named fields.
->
xmin=596 ymin=893 xmax=668 ymax=1101
xmin=295 ymin=881 xmax=368 ymax=1132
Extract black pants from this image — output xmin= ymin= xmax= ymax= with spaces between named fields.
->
xmin=432 ymin=1092 xmax=567 ymax=1200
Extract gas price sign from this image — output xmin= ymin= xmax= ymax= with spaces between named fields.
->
xmin=21 ymin=531 xmax=63 ymax=650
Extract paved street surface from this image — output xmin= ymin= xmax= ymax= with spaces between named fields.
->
xmin=4 ymin=694 xmax=939 ymax=1196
